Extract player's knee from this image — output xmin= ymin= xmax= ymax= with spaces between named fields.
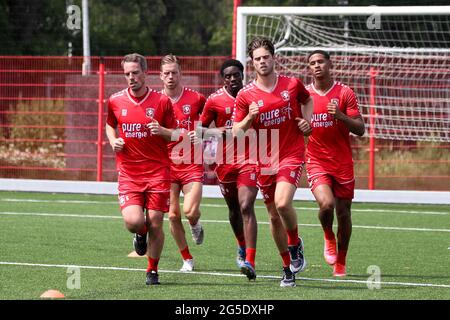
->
xmin=319 ymin=199 xmax=335 ymax=213
xmin=274 ymin=201 xmax=292 ymax=216
xmin=184 ymin=207 xmax=200 ymax=220
xmin=123 ymin=216 xmax=145 ymax=233
xmin=336 ymin=208 xmax=351 ymax=220
xmin=168 ymin=211 xmax=181 ymax=224
xmin=269 ymin=212 xmax=282 ymax=226
xmin=239 ymin=200 xmax=254 ymax=216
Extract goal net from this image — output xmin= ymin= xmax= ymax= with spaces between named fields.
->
xmin=236 ymin=6 xmax=450 ymax=142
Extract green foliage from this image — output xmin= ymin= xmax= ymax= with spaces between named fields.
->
xmin=0 ymin=0 xmax=448 ymax=55
xmin=0 ymin=100 xmax=66 ymax=170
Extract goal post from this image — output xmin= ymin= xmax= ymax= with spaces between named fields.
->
xmin=236 ymin=6 xmax=450 ymax=142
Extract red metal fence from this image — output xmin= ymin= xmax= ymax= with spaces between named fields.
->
xmin=0 ymin=56 xmax=449 ymax=191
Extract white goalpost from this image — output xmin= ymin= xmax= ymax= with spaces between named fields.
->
xmin=234 ymin=6 xmax=450 ymax=203
xmin=236 ymin=6 xmax=450 ymax=142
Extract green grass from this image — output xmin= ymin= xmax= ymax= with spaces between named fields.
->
xmin=0 ymin=191 xmax=449 ymax=300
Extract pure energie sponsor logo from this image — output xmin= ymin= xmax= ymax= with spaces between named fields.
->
xmin=122 ymin=123 xmax=149 ymax=138
xmin=311 ymin=112 xmax=334 ymax=128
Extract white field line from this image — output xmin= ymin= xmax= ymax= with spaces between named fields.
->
xmin=1 ymin=261 xmax=449 ymax=289
xmin=1 ymin=198 xmax=448 ymax=216
xmin=0 ymin=211 xmax=449 ymax=233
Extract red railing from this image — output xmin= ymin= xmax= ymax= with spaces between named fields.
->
xmin=0 ymin=56 xmax=449 ymax=191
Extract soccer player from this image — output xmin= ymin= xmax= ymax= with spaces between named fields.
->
xmin=200 ymin=59 xmax=259 ymax=280
xmin=305 ymin=50 xmax=365 ymax=277
xmin=232 ymin=37 xmax=314 ymax=287
xmin=106 ymin=53 xmax=177 ymax=285
xmin=160 ymin=54 xmax=206 ymax=272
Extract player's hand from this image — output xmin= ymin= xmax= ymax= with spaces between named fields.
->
xmin=188 ymin=130 xmax=201 ymax=144
xmin=327 ymin=101 xmax=343 ymax=120
xmin=147 ymin=119 xmax=161 ymax=135
xmin=111 ymin=137 xmax=125 ymax=152
xmin=248 ymin=101 xmax=259 ymax=120
xmin=295 ymin=117 xmax=312 ymax=136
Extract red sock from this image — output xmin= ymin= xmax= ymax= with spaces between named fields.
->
xmin=324 ymin=227 xmax=335 ymax=240
xmin=337 ymin=249 xmax=347 ymax=265
xmin=236 ymin=234 xmax=246 ymax=248
xmin=137 ymin=224 xmax=148 ymax=236
xmin=245 ymin=248 xmax=256 ymax=268
xmin=286 ymin=226 xmax=300 ymax=246
xmin=280 ymin=250 xmax=290 ymax=268
xmin=147 ymin=257 xmax=159 ymax=272
xmin=180 ymin=246 xmax=193 ymax=260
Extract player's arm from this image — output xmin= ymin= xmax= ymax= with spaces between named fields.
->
xmin=328 ymin=103 xmax=365 ymax=136
xmin=232 ymin=101 xmax=259 ymax=137
xmin=299 ymin=96 xmax=314 ymax=135
xmin=328 ymin=89 xmax=365 ymax=136
xmin=105 ymin=123 xmax=125 ymax=152
xmin=147 ymin=119 xmax=175 ymax=141
xmin=105 ymin=99 xmax=125 ymax=152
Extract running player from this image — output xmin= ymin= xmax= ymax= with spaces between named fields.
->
xmin=106 ymin=53 xmax=177 ymax=285
xmin=233 ymin=37 xmax=314 ymax=287
xmin=305 ymin=50 xmax=365 ymax=277
xmin=160 ymin=54 xmax=206 ymax=272
xmin=200 ymin=59 xmax=259 ymax=280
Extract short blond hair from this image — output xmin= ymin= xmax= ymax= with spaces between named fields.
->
xmin=160 ymin=54 xmax=181 ymax=70
xmin=121 ymin=53 xmax=147 ymax=72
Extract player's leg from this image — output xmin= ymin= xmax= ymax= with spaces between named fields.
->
xmin=237 ymin=185 xmax=258 ymax=278
xmin=168 ymin=182 xmax=194 ymax=271
xmin=182 ymin=181 xmax=204 ymax=245
xmin=311 ymin=182 xmax=337 ymax=266
xmin=332 ymin=176 xmax=354 ymax=277
xmin=145 ymin=209 xmax=165 ymax=285
xmin=274 ymin=181 xmax=306 ymax=274
xmin=143 ymin=188 xmax=170 ymax=285
xmin=260 ymin=181 xmax=295 ymax=287
xmin=216 ymin=166 xmax=246 ymax=267
xmin=266 ymin=200 xmax=295 ymax=287
xmin=221 ymin=185 xmax=246 ymax=268
xmin=333 ymin=197 xmax=352 ymax=277
xmin=119 ymin=193 xmax=148 ymax=256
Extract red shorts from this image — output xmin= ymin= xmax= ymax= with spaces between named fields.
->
xmin=118 ymin=177 xmax=170 ymax=212
xmin=170 ymin=163 xmax=204 ymax=186
xmin=258 ymin=162 xmax=304 ymax=205
xmin=306 ymin=163 xmax=355 ymax=199
xmin=216 ymin=164 xmax=258 ymax=198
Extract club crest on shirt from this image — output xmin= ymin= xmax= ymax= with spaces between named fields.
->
xmin=182 ymin=105 xmax=191 ymax=115
xmin=225 ymin=107 xmax=231 ymax=114
xmin=281 ymin=90 xmax=290 ymax=102
xmin=121 ymin=109 xmax=127 ymax=117
xmin=257 ymin=100 xmax=264 ymax=108
xmin=330 ymin=98 xmax=340 ymax=106
xmin=146 ymin=108 xmax=155 ymax=118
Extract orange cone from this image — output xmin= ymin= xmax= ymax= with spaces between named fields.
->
xmin=127 ymin=251 xmax=145 ymax=258
xmin=40 ymin=289 xmax=65 ymax=299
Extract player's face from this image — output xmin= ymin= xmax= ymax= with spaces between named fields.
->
xmin=222 ymin=66 xmax=243 ymax=96
xmin=123 ymin=62 xmax=145 ymax=93
xmin=308 ymin=53 xmax=331 ymax=80
xmin=252 ymin=47 xmax=275 ymax=77
xmin=160 ymin=63 xmax=181 ymax=90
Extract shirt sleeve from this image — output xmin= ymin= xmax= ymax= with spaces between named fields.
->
xmin=161 ymin=96 xmax=177 ymax=129
xmin=296 ymin=78 xmax=311 ymax=105
xmin=199 ymin=98 xmax=215 ymax=127
xmin=106 ymin=98 xmax=117 ymax=128
xmin=343 ymin=87 xmax=361 ymax=118
xmin=197 ymin=93 xmax=207 ymax=116
xmin=232 ymin=92 xmax=249 ymax=123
